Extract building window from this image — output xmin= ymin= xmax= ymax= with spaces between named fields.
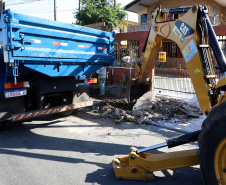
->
xmin=141 ymin=14 xmax=147 ymax=24
xmin=213 ymin=5 xmax=218 ymax=16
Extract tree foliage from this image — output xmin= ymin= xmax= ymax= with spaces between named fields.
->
xmin=75 ymin=0 xmax=127 ymax=31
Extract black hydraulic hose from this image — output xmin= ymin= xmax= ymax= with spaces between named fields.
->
xmin=162 ymin=7 xmax=191 ymax=14
xmin=199 ymin=6 xmax=226 ymax=73
xmin=137 ymin=130 xmax=201 ymax=153
xmin=166 ymin=130 xmax=201 ymax=148
xmin=206 ymin=16 xmax=226 ymax=73
xmin=142 ymin=29 xmax=151 ymax=53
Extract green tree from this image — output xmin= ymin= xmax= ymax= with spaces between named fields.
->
xmin=75 ymin=0 xmax=127 ymax=31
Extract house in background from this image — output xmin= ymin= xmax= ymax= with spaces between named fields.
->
xmin=112 ymin=0 xmax=226 ymax=94
xmin=118 ymin=0 xmax=226 ymax=69
xmin=114 ymin=20 xmax=138 ymax=33
xmin=125 ymin=0 xmax=226 ymax=25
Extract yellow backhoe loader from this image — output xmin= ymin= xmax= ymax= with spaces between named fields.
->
xmin=112 ymin=4 xmax=226 ymax=185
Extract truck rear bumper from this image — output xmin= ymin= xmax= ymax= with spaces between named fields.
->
xmin=11 ymin=101 xmax=93 ymax=122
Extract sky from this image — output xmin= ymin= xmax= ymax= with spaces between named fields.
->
xmin=4 ymin=0 xmax=138 ymax=24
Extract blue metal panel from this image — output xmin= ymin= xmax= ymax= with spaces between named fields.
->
xmin=1 ymin=9 xmax=115 ymax=78
xmin=24 ymin=64 xmax=104 ymax=77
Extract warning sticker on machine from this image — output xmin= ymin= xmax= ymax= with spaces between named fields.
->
xmin=182 ymin=39 xmax=198 ymax=63
xmin=173 ymin=26 xmax=185 ymax=43
xmin=173 ymin=20 xmax=195 ymax=43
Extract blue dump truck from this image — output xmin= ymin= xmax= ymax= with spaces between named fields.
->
xmin=0 ymin=9 xmax=115 ymax=129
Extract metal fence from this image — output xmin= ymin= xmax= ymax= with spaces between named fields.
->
xmin=218 ymin=36 xmax=226 ymax=56
xmin=154 ymin=39 xmax=195 ymax=96
xmin=127 ymin=21 xmax=151 ymax=32
xmin=209 ymin=15 xmax=226 ymax=25
xmin=114 ymin=40 xmax=141 ymax=68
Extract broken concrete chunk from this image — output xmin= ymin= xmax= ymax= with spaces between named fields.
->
xmin=132 ymin=107 xmax=140 ymax=117
xmin=114 ymin=109 xmax=121 ymax=116
xmin=178 ymin=107 xmax=200 ymax=118
xmin=152 ymin=116 xmax=163 ymax=122
xmin=100 ymin=111 xmax=108 ymax=117
xmin=125 ymin=114 xmax=136 ymax=122
xmin=100 ymin=106 xmax=108 ymax=112
xmin=132 ymin=91 xmax=156 ymax=116
xmin=115 ymin=116 xmax=124 ymax=124
xmin=137 ymin=116 xmax=149 ymax=124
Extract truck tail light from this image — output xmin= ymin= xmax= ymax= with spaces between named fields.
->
xmin=4 ymin=81 xmax=30 ymax=90
xmin=84 ymin=78 xmax=97 ymax=84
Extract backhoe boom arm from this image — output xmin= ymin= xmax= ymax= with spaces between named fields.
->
xmin=135 ymin=4 xmax=226 ymax=115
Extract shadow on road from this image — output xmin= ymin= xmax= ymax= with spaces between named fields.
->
xmin=0 ymin=111 xmax=202 ymax=185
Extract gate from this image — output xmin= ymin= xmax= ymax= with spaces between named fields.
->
xmin=218 ymin=36 xmax=226 ymax=56
xmin=114 ymin=40 xmax=140 ymax=68
xmin=154 ymin=39 xmax=195 ymax=96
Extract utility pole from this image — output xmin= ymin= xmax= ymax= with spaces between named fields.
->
xmin=54 ymin=0 xmax=56 ymax=21
xmin=79 ymin=0 xmax=81 ymax=24
xmin=79 ymin=0 xmax=81 ymax=11
xmin=114 ymin=0 xmax=116 ymax=7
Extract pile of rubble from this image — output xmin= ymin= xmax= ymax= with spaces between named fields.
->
xmin=88 ymin=83 xmax=204 ymax=132
xmin=91 ymin=94 xmax=203 ymax=126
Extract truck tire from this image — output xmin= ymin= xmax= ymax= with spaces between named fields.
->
xmin=57 ymin=91 xmax=75 ymax=117
xmin=0 ymin=120 xmax=21 ymax=130
xmin=0 ymin=121 xmax=4 ymax=130
xmin=198 ymin=101 xmax=226 ymax=185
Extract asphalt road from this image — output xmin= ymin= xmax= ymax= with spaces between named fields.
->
xmin=0 ymin=108 xmax=203 ymax=185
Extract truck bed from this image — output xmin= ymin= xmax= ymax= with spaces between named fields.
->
xmin=0 ymin=9 xmax=115 ymax=77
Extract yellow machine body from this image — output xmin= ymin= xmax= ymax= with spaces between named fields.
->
xmin=113 ymin=4 xmax=226 ymax=183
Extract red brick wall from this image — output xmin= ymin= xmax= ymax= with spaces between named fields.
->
xmin=107 ymin=67 xmax=136 ymax=84
xmin=108 ymin=67 xmax=153 ymax=83
xmin=87 ymin=67 xmax=153 ymax=84
xmin=213 ymin=25 xmax=226 ymax=36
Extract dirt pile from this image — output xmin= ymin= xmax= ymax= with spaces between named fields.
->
xmin=89 ymin=84 xmax=202 ymax=126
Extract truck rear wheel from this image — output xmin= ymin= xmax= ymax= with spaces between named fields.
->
xmin=198 ymin=101 xmax=226 ymax=185
xmin=0 ymin=120 xmax=22 ymax=130
xmin=57 ymin=91 xmax=75 ymax=116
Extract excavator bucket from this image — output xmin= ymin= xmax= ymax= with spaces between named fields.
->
xmin=125 ymin=78 xmax=151 ymax=103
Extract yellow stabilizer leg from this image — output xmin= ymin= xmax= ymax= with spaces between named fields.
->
xmin=112 ymin=148 xmax=199 ymax=181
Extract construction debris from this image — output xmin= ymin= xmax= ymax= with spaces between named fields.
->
xmin=89 ymin=84 xmax=203 ymax=130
